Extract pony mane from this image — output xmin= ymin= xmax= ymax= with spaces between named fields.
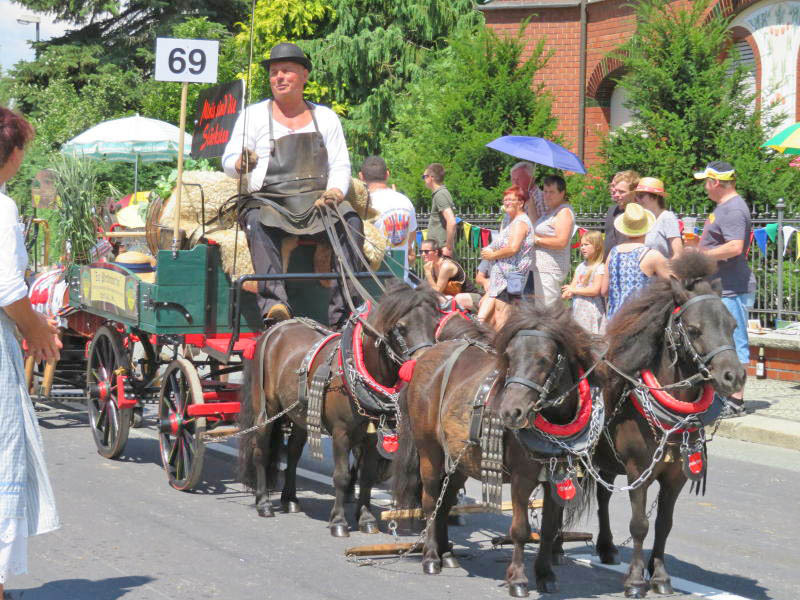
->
xmin=441 ymin=314 xmax=493 ymax=343
xmin=606 ymin=251 xmax=718 ymax=373
xmin=371 ymin=280 xmax=441 ymax=334
xmin=495 ymin=299 xmax=599 ymax=373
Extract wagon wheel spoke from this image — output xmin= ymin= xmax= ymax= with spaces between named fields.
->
xmin=166 ymin=435 xmax=179 ymax=469
xmin=176 ymin=438 xmax=186 ymax=481
xmin=102 ymin=406 xmax=113 ymax=447
xmin=95 ymin=403 xmax=108 ymax=432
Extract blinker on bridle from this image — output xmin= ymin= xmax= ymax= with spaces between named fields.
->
xmin=665 ymin=294 xmax=736 ymax=380
xmin=503 ymin=329 xmax=567 ymax=407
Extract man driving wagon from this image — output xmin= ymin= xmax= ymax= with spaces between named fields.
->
xmin=222 ymin=42 xmax=364 ymax=329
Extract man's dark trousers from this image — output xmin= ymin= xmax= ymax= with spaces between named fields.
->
xmin=239 ymin=206 xmax=364 ymax=327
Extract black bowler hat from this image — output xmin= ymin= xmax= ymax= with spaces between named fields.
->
xmin=261 ymin=42 xmax=312 ymax=72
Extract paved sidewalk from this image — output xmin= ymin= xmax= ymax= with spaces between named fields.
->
xmin=714 ymin=378 xmax=800 ymax=451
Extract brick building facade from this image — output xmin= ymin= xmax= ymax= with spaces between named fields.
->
xmin=479 ymin=0 xmax=800 ymax=167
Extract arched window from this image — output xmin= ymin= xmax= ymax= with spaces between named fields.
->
xmin=609 ymin=85 xmax=635 ymax=131
xmin=728 ymin=26 xmax=761 ymax=113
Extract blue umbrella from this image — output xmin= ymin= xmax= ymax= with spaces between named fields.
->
xmin=486 ymin=136 xmax=586 ymax=174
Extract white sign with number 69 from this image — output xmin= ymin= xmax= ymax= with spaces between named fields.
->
xmin=155 ymin=38 xmax=219 ymax=83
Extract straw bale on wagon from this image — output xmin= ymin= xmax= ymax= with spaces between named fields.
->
xmin=153 ymin=171 xmax=387 ymax=278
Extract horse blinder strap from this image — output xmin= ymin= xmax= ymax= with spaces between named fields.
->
xmin=668 ymin=294 xmax=736 ymax=379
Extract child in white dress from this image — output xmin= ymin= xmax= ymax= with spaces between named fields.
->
xmin=562 ymin=230 xmax=607 ymax=334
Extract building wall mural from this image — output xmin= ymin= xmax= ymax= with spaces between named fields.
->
xmin=732 ymin=0 xmax=800 ymax=132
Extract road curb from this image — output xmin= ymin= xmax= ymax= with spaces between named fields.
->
xmin=714 ymin=413 xmax=800 ymax=451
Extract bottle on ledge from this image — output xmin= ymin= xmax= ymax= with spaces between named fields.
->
xmin=755 ymin=345 xmax=766 ymax=379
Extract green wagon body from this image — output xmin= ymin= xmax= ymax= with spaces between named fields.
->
xmin=68 ymin=242 xmax=404 ymax=334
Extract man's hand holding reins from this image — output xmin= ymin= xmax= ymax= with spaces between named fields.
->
xmin=235 ymin=149 xmax=259 ymax=174
xmin=315 ymin=187 xmax=344 ymax=208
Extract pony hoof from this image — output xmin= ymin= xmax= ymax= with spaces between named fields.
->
xmin=551 ymin=551 xmax=566 ymax=565
xmin=441 ymin=552 xmax=460 ymax=569
xmin=624 ymin=584 xmax=648 ymax=598
xmin=536 ymin=579 xmax=558 ymax=594
xmin=359 ymin=521 xmax=379 ymax=534
xmin=281 ymin=501 xmax=301 ymax=513
xmin=650 ymin=581 xmax=673 ymax=595
xmin=508 ymin=583 xmax=529 ymax=597
xmin=447 ymin=514 xmax=466 ymax=526
xmin=422 ymin=560 xmax=441 ymax=575
xmin=599 ymin=549 xmax=620 ymax=565
xmin=257 ymin=506 xmax=274 ymax=518
xmin=330 ymin=524 xmax=350 ymax=538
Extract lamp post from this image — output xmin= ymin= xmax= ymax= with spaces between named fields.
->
xmin=17 ymin=15 xmax=41 ymax=59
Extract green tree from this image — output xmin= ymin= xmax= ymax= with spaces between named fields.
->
xmin=13 ymin=0 xmax=249 ymax=50
xmin=302 ymin=0 xmax=483 ymax=159
xmin=382 ymin=25 xmax=557 ymax=210
xmin=229 ymin=0 xmax=338 ymax=109
xmin=598 ymin=0 xmax=800 ymax=212
xmin=2 ymin=43 xmax=149 ymax=210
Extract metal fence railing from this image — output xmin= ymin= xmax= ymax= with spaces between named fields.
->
xmin=414 ymin=205 xmax=800 ymax=327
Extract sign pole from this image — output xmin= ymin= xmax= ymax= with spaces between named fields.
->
xmin=173 ymin=80 xmax=189 ymax=256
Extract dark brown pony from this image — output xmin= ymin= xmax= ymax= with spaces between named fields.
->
xmin=393 ymin=301 xmax=601 ymax=596
xmin=237 ymin=281 xmax=442 ymax=536
xmin=593 ymin=252 xmax=746 ymax=597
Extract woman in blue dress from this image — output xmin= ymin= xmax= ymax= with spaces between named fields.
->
xmin=601 ymin=202 xmax=672 ymax=319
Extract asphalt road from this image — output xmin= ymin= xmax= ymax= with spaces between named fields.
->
xmin=10 ymin=401 xmax=800 ymax=600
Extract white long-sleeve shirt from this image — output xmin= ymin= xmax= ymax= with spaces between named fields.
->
xmin=222 ymin=99 xmax=350 ymax=196
xmin=0 ymin=192 xmax=28 ymax=307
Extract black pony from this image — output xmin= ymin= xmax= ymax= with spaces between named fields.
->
xmin=593 ymin=251 xmax=746 ymax=597
xmin=238 ymin=281 xmax=442 ymax=536
xmin=393 ymin=300 xmax=602 ymax=596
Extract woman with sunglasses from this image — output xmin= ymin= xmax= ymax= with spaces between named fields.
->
xmin=634 ymin=177 xmax=683 ymax=259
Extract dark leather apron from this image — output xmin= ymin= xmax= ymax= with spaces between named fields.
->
xmin=248 ymin=100 xmax=354 ymax=235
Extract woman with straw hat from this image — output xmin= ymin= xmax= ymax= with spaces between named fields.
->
xmin=600 ymin=202 xmax=671 ymax=319
xmin=634 ymin=177 xmax=683 ymax=259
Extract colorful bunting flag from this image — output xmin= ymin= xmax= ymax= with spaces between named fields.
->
xmin=753 ymin=228 xmax=768 ymax=254
xmin=480 ymin=228 xmax=491 ymax=247
xmin=463 ymin=222 xmax=472 ymax=240
xmin=782 ymin=226 xmax=797 ymax=257
xmin=765 ymin=223 xmax=778 ymax=243
xmin=416 ymin=231 xmax=423 ymax=248
xmin=572 ymin=227 xmax=588 ymax=248
xmin=422 ymin=229 xmax=428 ymax=241
xmin=471 ymin=227 xmax=481 ymax=249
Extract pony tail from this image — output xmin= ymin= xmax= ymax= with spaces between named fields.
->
xmin=236 ymin=357 xmax=285 ymax=492
xmin=391 ymin=388 xmax=422 ymax=509
xmin=237 ymin=358 xmax=258 ymax=490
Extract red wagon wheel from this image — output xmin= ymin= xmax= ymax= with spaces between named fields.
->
xmin=86 ymin=325 xmax=132 ymax=459
xmin=158 ymin=357 xmax=206 ymax=491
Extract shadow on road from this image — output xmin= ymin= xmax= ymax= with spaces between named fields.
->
xmin=11 ymin=575 xmax=155 ymax=599
xmin=588 ymin=546 xmax=771 ymax=600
